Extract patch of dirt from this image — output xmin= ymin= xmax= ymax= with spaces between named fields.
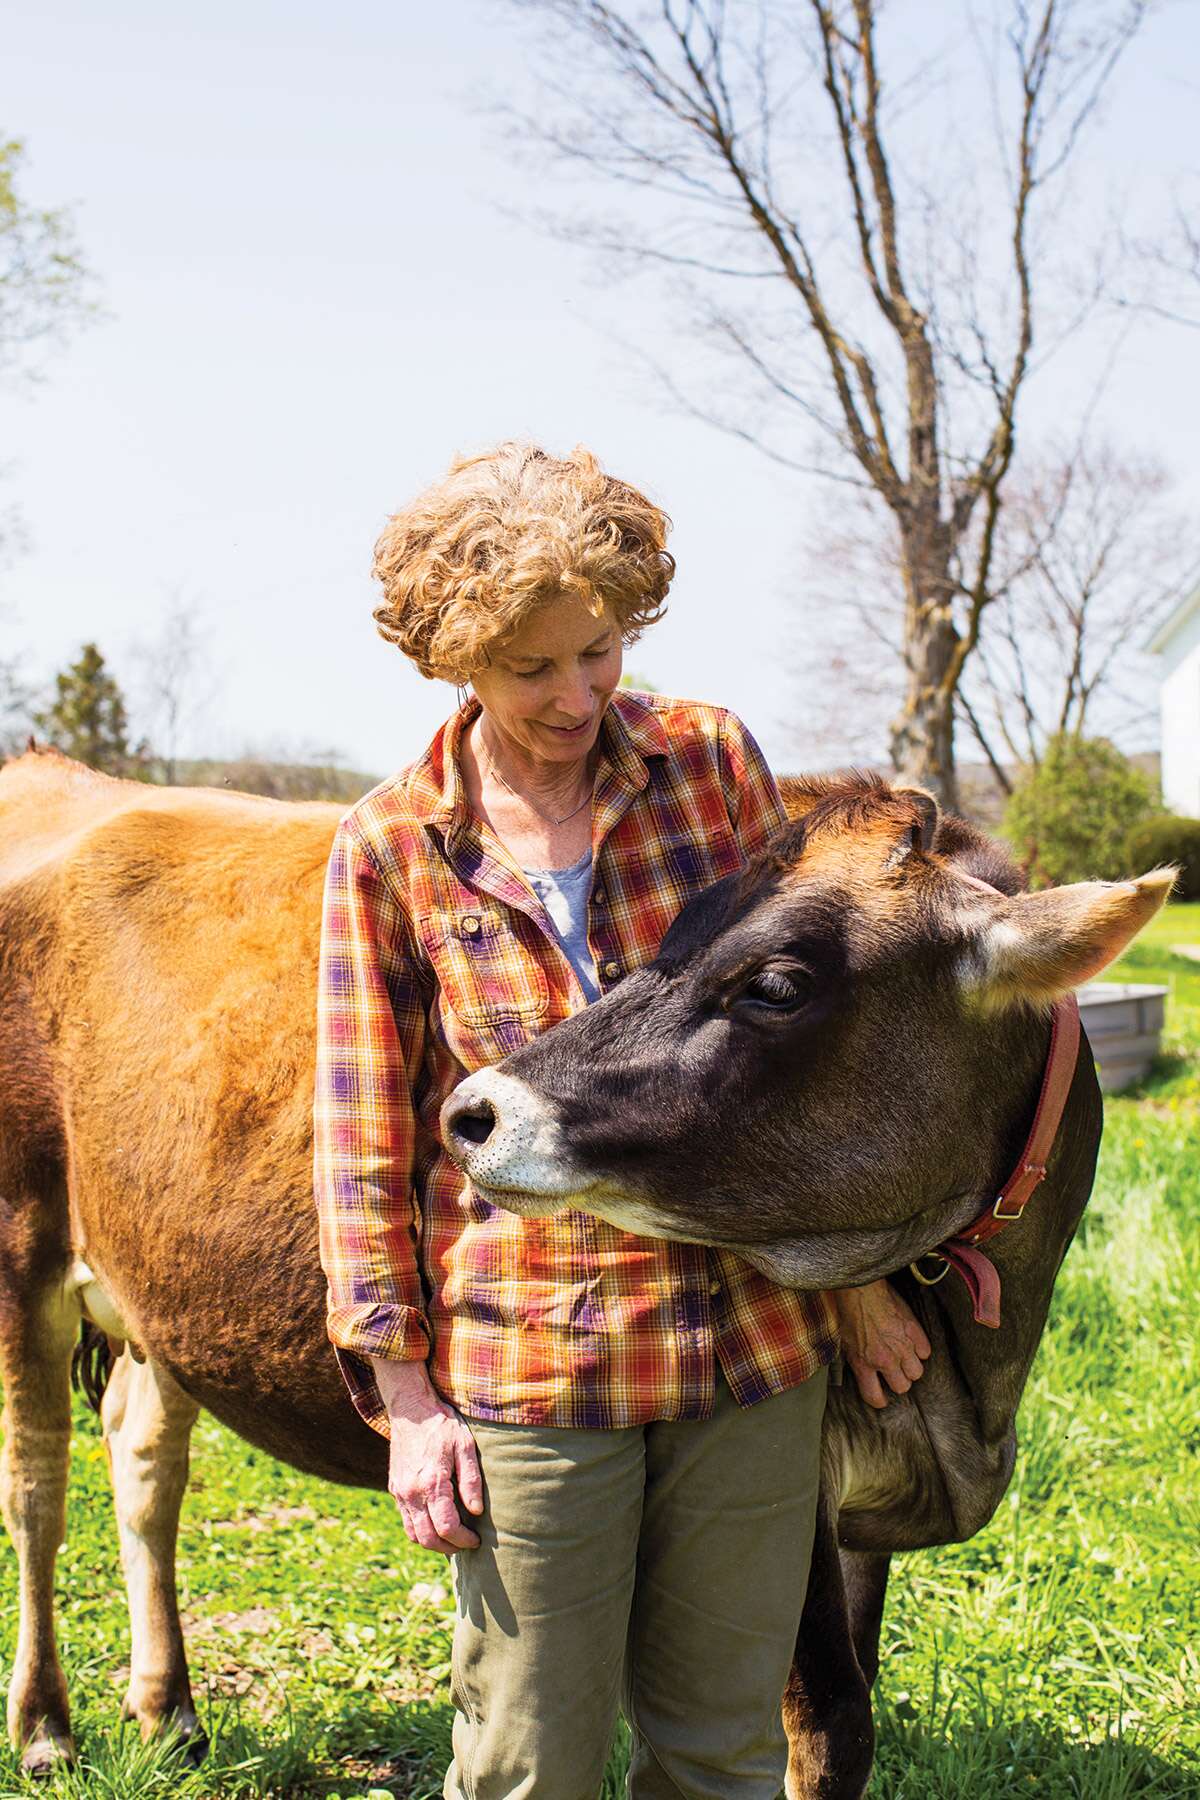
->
xmin=211 ymin=1503 xmax=320 ymax=1533
xmin=183 ymin=1605 xmax=281 ymax=1639
xmin=330 ymin=1755 xmax=404 ymax=1792
xmin=205 ymin=1660 xmax=258 ymax=1698
xmin=375 ymin=1666 xmax=443 ymax=1707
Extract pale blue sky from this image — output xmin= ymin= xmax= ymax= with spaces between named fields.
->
xmin=3 ymin=1 xmax=1197 ymax=776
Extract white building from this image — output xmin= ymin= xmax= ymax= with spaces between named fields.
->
xmin=1147 ymin=590 xmax=1200 ymax=817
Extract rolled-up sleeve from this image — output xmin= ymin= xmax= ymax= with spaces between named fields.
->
xmin=313 ymin=819 xmax=430 ymax=1435
xmin=717 ymin=710 xmax=789 ymax=856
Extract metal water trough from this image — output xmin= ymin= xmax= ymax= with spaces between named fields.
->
xmin=1076 ymin=983 xmax=1169 ymax=1092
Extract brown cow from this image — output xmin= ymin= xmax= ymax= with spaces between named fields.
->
xmin=0 ymin=749 xmax=1169 ymax=1792
xmin=0 ymin=747 xmax=387 ymax=1774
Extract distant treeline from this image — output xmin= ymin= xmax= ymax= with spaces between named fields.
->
xmin=159 ymin=758 xmax=382 ymax=804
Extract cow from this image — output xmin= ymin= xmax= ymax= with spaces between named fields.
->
xmin=0 ymin=747 xmax=1168 ymax=1793
xmin=441 ymin=775 xmax=1172 ymax=1800
xmin=0 ymin=747 xmax=388 ymax=1775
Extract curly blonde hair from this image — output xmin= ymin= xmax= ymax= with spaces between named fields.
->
xmin=371 ymin=442 xmax=674 ymax=682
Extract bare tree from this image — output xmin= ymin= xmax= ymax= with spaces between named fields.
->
xmin=499 ymin=0 xmax=1149 ymax=805
xmin=1121 ymin=167 xmax=1200 ymax=331
xmin=791 ymin=439 xmax=1196 ymax=805
xmin=129 ymin=593 xmax=220 ymax=784
xmin=0 ymin=641 xmax=34 ymax=758
xmin=785 ymin=494 xmax=901 ymax=769
xmin=958 ymin=444 xmax=1199 ymax=786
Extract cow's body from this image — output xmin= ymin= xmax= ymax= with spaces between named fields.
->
xmin=0 ymin=750 xmax=388 ymax=1770
xmin=0 ymin=750 xmax=384 ymax=1483
xmin=0 ymin=749 xmax=1166 ymax=1793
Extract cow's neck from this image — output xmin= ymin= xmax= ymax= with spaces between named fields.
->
xmin=899 ymin=1025 xmax=1101 ymax=1538
xmin=835 ymin=1011 xmax=1101 ymax=1553
xmin=944 ymin=1019 xmax=1098 ymax=1405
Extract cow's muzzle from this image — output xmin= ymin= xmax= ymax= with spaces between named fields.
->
xmin=440 ymin=1069 xmax=587 ymax=1215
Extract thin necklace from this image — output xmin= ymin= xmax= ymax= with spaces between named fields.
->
xmin=479 ymin=725 xmax=594 ymax=828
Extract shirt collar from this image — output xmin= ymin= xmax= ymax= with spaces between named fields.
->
xmin=603 ymin=687 xmax=670 ymax=773
xmin=404 ymin=687 xmax=670 ymax=837
xmin=405 ymin=694 xmax=474 ymax=835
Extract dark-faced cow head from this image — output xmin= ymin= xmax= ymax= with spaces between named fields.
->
xmin=442 ymin=777 xmax=1172 ymax=1288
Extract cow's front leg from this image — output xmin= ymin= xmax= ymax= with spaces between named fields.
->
xmin=840 ymin=1547 xmax=892 ymax=1689
xmin=0 ymin=1278 xmax=78 ymax=1776
xmin=101 ymin=1349 xmax=202 ymax=1752
xmin=783 ymin=1495 xmax=876 ymax=1800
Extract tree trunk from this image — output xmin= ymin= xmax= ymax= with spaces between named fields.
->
xmin=889 ymin=601 xmax=960 ymax=808
xmin=890 ymin=672 xmax=959 ymax=811
xmin=888 ymin=522 xmax=961 ymax=810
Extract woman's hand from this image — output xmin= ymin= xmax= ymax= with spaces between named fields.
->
xmin=831 ymin=1279 xmax=932 ymax=1410
xmin=370 ymin=1357 xmax=484 ymax=1555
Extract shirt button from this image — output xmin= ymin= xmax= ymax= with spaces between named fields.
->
xmin=603 ymin=960 xmax=620 ymax=980
xmin=709 ymin=1279 xmax=721 ymax=1296
xmin=462 ymin=915 xmax=481 ymax=936
xmin=593 ymin=888 xmax=606 ymax=906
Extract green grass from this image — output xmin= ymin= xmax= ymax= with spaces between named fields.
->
xmin=2 ymin=909 xmax=1198 ymax=1797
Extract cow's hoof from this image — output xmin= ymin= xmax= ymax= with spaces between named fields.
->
xmin=121 ymin=1695 xmax=208 ymax=1764
xmin=21 ymin=1731 xmax=75 ymax=1780
xmin=172 ymin=1719 xmax=209 ymax=1768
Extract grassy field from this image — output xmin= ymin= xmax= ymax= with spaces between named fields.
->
xmin=1 ymin=908 xmax=1198 ymax=1798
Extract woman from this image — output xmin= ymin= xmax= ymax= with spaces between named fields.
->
xmin=313 ymin=442 xmax=930 ymax=1799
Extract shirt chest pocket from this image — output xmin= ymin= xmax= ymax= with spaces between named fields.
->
xmin=418 ymin=907 xmax=550 ymax=1030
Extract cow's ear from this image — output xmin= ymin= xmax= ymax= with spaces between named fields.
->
xmin=963 ymin=868 xmax=1176 ymax=1007
xmin=895 ymin=786 xmax=939 ymax=855
xmin=777 ymin=777 xmax=830 ymax=823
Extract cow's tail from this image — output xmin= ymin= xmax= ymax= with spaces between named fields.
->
xmin=71 ymin=1320 xmax=115 ymax=1414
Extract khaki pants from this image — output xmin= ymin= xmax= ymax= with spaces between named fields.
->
xmin=443 ymin=1367 xmax=828 ymax=1800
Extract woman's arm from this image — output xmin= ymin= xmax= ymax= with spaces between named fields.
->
xmin=314 ymin=822 xmax=431 ymax=1414
xmin=716 ymin=708 xmax=789 ymax=854
xmin=315 ymin=821 xmax=486 ymax=1553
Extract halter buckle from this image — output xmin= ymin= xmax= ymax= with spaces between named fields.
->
xmin=993 ymin=1162 xmax=1046 ymax=1222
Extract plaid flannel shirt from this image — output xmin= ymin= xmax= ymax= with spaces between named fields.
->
xmin=313 ymin=690 xmax=838 ymax=1434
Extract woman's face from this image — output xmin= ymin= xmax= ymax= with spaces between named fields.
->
xmin=471 ymin=594 xmax=623 ymax=765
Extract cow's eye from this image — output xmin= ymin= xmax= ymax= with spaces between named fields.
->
xmin=740 ymin=968 xmax=810 ymax=1009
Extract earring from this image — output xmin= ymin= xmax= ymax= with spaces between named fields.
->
xmin=456 ymin=683 xmax=469 ymax=711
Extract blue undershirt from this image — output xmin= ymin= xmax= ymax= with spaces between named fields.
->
xmin=523 ymin=848 xmax=601 ymax=1004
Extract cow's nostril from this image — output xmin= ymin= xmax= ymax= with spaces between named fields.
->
xmin=452 ymin=1101 xmax=497 ymax=1148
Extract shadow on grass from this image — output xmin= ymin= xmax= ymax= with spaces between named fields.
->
xmin=873 ymin=1704 xmax=1197 ymax=1799
xmin=319 ymin=1696 xmax=631 ymax=1799
xmin=314 ymin=1694 xmax=453 ymax=1798
xmin=1115 ymin=1047 xmax=1195 ymax=1100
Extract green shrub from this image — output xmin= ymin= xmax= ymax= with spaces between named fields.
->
xmin=1125 ymin=813 xmax=1200 ymax=900
xmin=1002 ymin=734 xmax=1157 ymax=887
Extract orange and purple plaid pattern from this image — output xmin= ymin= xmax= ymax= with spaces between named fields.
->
xmin=313 ymin=690 xmax=838 ymax=1435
